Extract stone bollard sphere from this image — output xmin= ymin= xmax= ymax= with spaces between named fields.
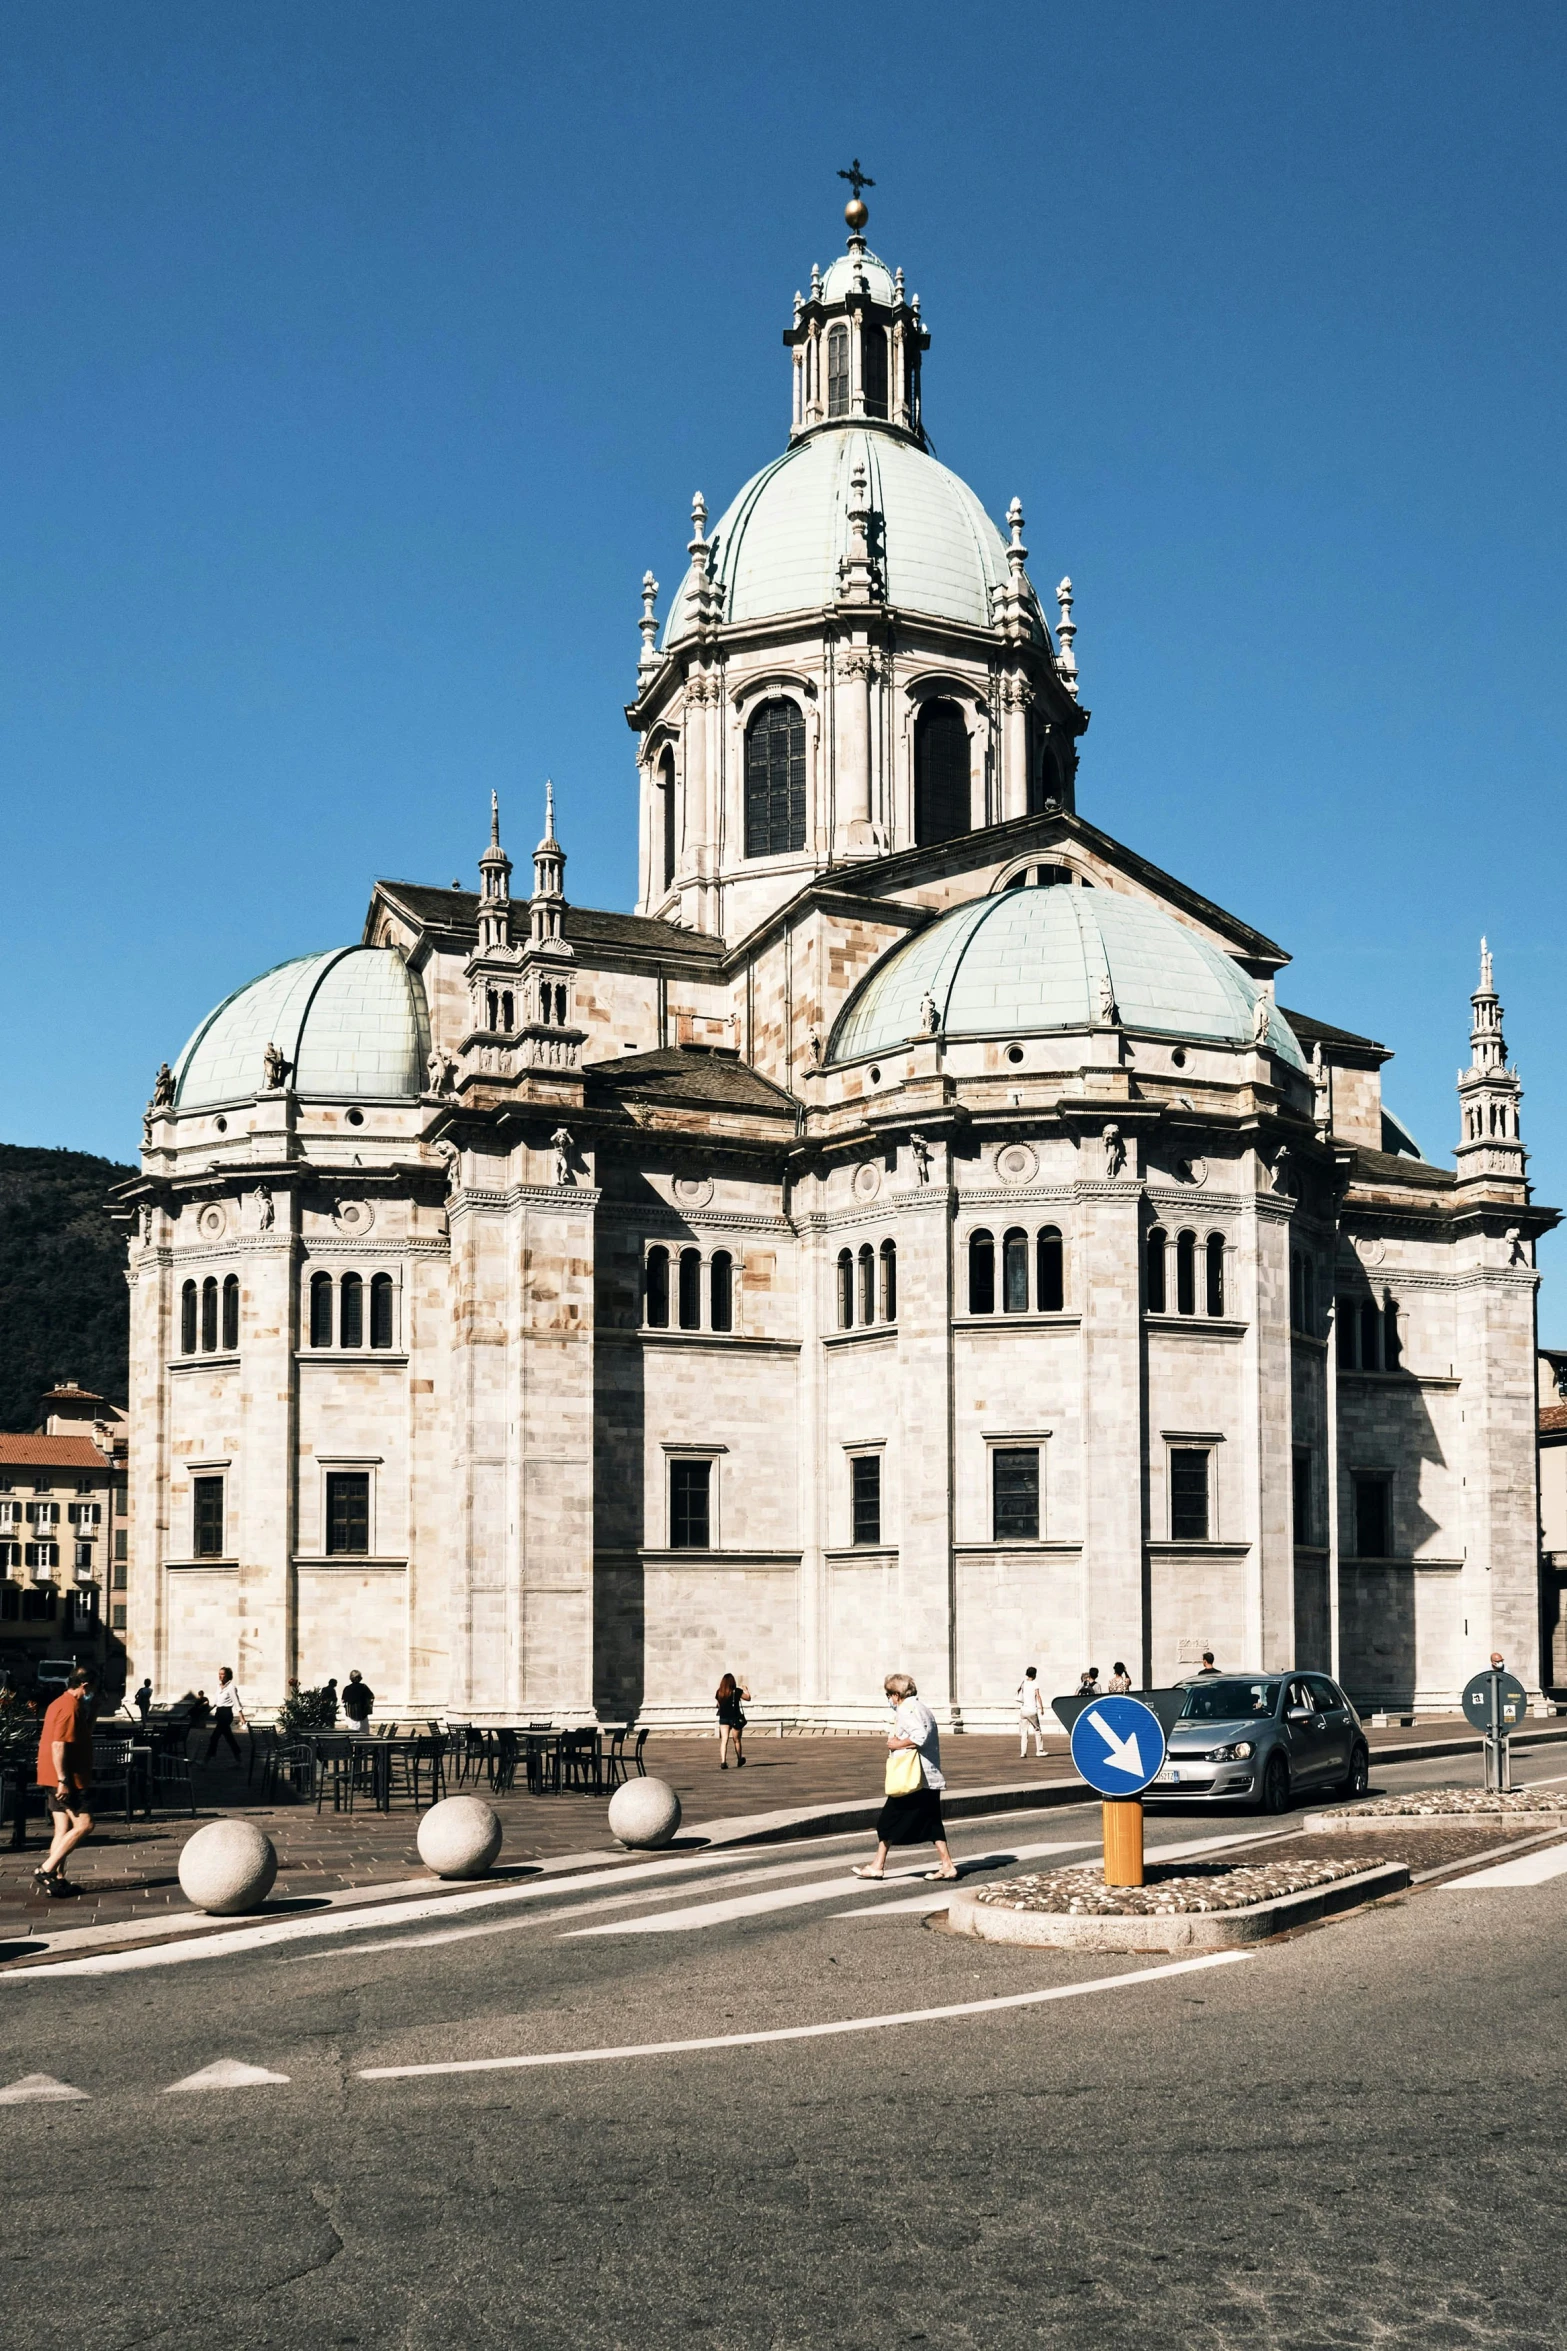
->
xmin=608 ymin=1776 xmax=682 ymax=1849
xmin=177 ymin=1819 xmax=278 ymax=1915
xmin=416 ymin=1795 xmax=503 ymax=1880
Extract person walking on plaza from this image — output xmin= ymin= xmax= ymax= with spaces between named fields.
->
xmin=205 ymin=1667 xmax=246 ymax=1765
xmin=33 ymin=1666 xmax=96 ymax=1900
xmin=342 ymin=1669 xmax=375 ymax=1733
xmin=1017 ymin=1666 xmax=1048 ymax=1757
xmin=715 ymin=1672 xmax=750 ymax=1768
xmin=1077 ymin=1665 xmax=1101 ymax=1697
xmin=1107 ymin=1662 xmax=1133 ymax=1694
xmin=134 ymin=1678 xmax=153 ymax=1723
xmin=1195 ymin=1651 xmax=1220 ymax=1678
xmin=852 ymin=1673 xmax=957 ymax=1883
xmin=322 ymin=1676 xmax=339 ymax=1724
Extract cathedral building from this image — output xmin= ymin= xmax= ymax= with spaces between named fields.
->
xmin=118 ymin=194 xmax=1557 ymax=1727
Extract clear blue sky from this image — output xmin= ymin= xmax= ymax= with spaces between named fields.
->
xmin=4 ymin=3 xmax=1566 ymax=1323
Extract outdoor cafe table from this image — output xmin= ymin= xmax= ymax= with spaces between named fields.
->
xmin=304 ymin=1732 xmax=427 ymax=1814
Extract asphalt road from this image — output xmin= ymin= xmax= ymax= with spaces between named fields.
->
xmin=2 ymin=1748 xmax=1564 ymax=2350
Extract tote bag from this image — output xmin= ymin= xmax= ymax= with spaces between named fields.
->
xmin=885 ymin=1746 xmax=923 ymax=1797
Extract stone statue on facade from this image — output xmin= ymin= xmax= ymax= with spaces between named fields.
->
xmin=1096 ymin=974 xmax=1119 ymax=1027
xmin=255 ymin=1183 xmax=274 ymax=1233
xmin=1102 ymin=1122 xmax=1126 ymax=1180
xmin=551 ymin=1127 xmax=576 ymax=1187
xmin=427 ymin=1047 xmax=458 ymax=1097
xmin=1270 ymin=1143 xmax=1294 ymax=1196
xmin=806 ymin=1028 xmax=823 ymax=1069
xmin=1252 ymin=993 xmax=1273 ymax=1048
xmin=432 ymin=1139 xmax=460 ymax=1196
xmin=151 ymin=1061 xmax=175 ymax=1110
xmin=909 ymin=1131 xmax=931 ymax=1185
xmin=262 ymin=1041 xmax=292 ymax=1092
xmin=138 ymin=1202 xmax=154 ymax=1248
xmin=919 ymin=990 xmax=940 ymax=1036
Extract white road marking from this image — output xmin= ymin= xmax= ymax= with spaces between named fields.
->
xmin=0 ymin=2072 xmax=89 ymax=2104
xmin=1439 ymin=1841 xmax=1567 ymax=1890
xmin=163 ymin=2059 xmax=290 ymax=2092
xmin=358 ymin=1949 xmax=1252 ymax=2080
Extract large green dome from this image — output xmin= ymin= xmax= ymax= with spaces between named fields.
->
xmin=828 ymin=885 xmax=1305 ymax=1069
xmin=664 ymin=425 xmax=1044 ymax=643
xmin=172 ymin=947 xmax=431 ymax=1109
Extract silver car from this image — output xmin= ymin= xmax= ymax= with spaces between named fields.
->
xmin=1144 ymin=1671 xmax=1370 ymax=1812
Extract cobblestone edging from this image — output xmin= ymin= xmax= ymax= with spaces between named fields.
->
xmin=942 ymin=1860 xmax=1410 ymax=1951
xmin=1303 ymin=1787 xmax=1567 ymax=1829
xmin=968 ymin=1854 xmax=1385 ymax=1916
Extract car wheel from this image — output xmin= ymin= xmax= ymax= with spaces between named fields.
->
xmin=1341 ymin=1744 xmax=1369 ymax=1799
xmin=1261 ymin=1753 xmax=1291 ymax=1814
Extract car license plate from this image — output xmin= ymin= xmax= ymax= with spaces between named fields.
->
xmin=1161 ymin=1767 xmax=1181 ymax=1785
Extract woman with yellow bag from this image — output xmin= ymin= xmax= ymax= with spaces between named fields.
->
xmin=851 ymin=1672 xmax=958 ymax=1882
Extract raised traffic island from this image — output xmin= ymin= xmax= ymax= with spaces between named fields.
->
xmin=942 ymin=1854 xmax=1409 ymax=1951
xmin=1303 ymin=1786 xmax=1567 ymax=1831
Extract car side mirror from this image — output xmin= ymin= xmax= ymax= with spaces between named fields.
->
xmin=1286 ymin=1706 xmax=1312 ymax=1722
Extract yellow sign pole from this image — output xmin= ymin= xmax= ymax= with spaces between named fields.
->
xmin=1102 ymin=1796 xmax=1145 ymax=1887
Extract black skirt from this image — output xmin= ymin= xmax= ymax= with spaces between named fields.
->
xmin=875 ymin=1783 xmax=945 ymax=1846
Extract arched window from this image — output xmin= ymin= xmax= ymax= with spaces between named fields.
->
xmin=1176 ymin=1231 xmax=1197 ymax=1317
xmin=880 ymin=1238 xmax=897 ymax=1323
xmin=914 ymin=699 xmax=971 ymax=847
xmin=969 ymin=1229 xmax=995 ymax=1316
xmin=370 ymin=1273 xmax=394 ymax=1349
xmin=710 ymin=1251 xmax=733 ymax=1334
xmin=180 ymin=1280 xmax=197 ymax=1355
xmin=1383 ymin=1296 xmax=1401 ymax=1370
xmin=862 ymin=325 xmax=888 ymax=419
xmin=200 ymin=1276 xmax=218 ymax=1353
xmin=501 ymin=991 xmax=514 ymax=1031
xmin=645 ymin=1245 xmax=670 ymax=1329
xmin=309 ymin=1271 xmax=333 ymax=1348
xmin=1359 ymin=1299 xmax=1381 ymax=1370
xmin=340 ymin=1271 xmax=364 ymax=1349
xmin=858 ymin=1244 xmax=875 ymax=1325
xmin=659 ymin=746 xmax=676 ymax=891
xmin=486 ymin=988 xmax=499 ymax=1030
xmin=827 ymin=322 xmax=850 ymax=417
xmin=221 ymin=1274 xmax=240 ymax=1351
xmin=555 ymin=985 xmax=568 ymax=1025
xmin=1003 ymin=1228 xmax=1029 ymax=1314
xmin=837 ymin=1248 xmax=855 ymax=1330
xmin=1205 ymin=1233 xmax=1225 ymax=1318
xmin=744 ymin=698 xmax=806 ymax=858
xmin=677 ymin=1248 xmax=703 ymax=1331
xmin=1146 ymin=1228 xmax=1167 ymax=1315
xmin=1037 ymin=1226 xmax=1064 ymax=1313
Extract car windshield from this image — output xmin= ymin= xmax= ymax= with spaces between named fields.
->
xmin=1180 ymin=1679 xmax=1277 ymax=1721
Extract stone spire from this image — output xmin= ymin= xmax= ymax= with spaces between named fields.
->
xmin=637 ymin=571 xmax=661 ymax=682
xmin=476 ymin=791 xmax=512 ymax=953
xmin=836 ymin=460 xmax=883 ymax=605
xmin=530 ymin=781 xmax=566 ymax=949
xmin=1456 ymin=937 xmax=1527 ymax=1192
xmin=1055 ymin=577 xmax=1079 ymax=699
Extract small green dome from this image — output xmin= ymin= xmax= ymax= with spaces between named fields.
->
xmin=173 ymin=947 xmax=432 ymax=1109
xmin=665 ymin=426 xmax=1041 ymax=642
xmin=818 ymin=243 xmax=897 ymax=306
xmin=828 ymin=886 xmax=1305 ymax=1069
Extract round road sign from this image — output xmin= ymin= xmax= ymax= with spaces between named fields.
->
xmin=1461 ymin=1669 xmax=1529 ymax=1735
xmin=1069 ymin=1694 xmax=1167 ymax=1796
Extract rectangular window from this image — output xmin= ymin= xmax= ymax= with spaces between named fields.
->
xmin=114 ymin=1480 xmax=127 ymax=1518
xmin=1170 ymin=1449 xmax=1211 ymax=1541
xmin=193 ymin=1476 xmax=225 ymax=1559
xmin=850 ymin=1455 xmax=882 ymax=1546
xmin=1292 ymin=1447 xmax=1312 ymax=1546
xmin=325 ymin=1472 xmax=370 ymax=1557
xmin=112 ymin=1604 xmax=126 ymax=1631
xmin=0 ymin=1542 xmax=20 ymax=1569
xmin=670 ymin=1459 xmax=711 ymax=1550
xmin=73 ymin=1541 xmax=93 ymax=1572
xmin=992 ymin=1448 xmax=1040 ymax=1542
xmin=114 ymin=1528 xmax=127 ymax=1562
xmin=25 ymin=1543 xmax=59 ymax=1572
xmin=1353 ymin=1474 xmax=1390 ymax=1560
xmin=113 ymin=1563 xmax=128 ymax=1590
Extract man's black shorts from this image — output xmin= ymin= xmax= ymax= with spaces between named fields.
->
xmin=44 ymin=1788 xmax=90 ymax=1817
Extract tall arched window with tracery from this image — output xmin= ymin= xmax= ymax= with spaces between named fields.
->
xmin=658 ymin=746 xmax=676 ymax=892
xmin=827 ymin=323 xmax=850 ymax=417
xmin=744 ymin=699 xmax=806 ymax=858
xmin=914 ymin=699 xmax=971 ymax=846
xmin=862 ymin=326 xmax=888 ymax=419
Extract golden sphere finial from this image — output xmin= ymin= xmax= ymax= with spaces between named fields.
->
xmin=844 ymin=196 xmax=868 ymax=231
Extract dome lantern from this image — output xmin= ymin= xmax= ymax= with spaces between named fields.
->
xmin=785 ymin=175 xmax=929 ymax=446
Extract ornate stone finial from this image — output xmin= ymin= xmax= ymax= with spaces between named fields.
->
xmin=837 ymin=157 xmax=874 ymax=233
xmin=637 ymin=570 xmax=661 ymax=679
xmin=689 ymin=491 xmax=707 ymax=549
xmin=543 ymin=778 xmax=557 ymax=847
xmin=1055 ymin=576 xmax=1079 ymax=698
xmin=1007 ymin=497 xmax=1026 ymax=557
xmin=810 ymin=261 xmax=822 ymax=299
xmin=489 ymin=789 xmax=500 ymax=848
xmin=1480 ymin=935 xmax=1494 ymax=994
xmin=894 ymin=265 xmax=905 ymax=302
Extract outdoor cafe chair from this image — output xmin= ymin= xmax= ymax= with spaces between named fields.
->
xmin=524 ymin=1731 xmax=559 ymax=1796
xmin=314 ymin=1734 xmax=359 ymax=1813
xmin=559 ymin=1727 xmax=601 ymax=1796
xmin=152 ymin=1748 xmax=196 ymax=1817
xmin=489 ymin=1728 xmax=521 ymax=1798
xmin=93 ymin=1739 xmax=138 ymax=1825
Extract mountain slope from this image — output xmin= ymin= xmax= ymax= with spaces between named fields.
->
xmin=0 ymin=1142 xmax=134 ymax=1431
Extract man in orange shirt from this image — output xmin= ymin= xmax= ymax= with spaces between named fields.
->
xmin=34 ymin=1667 xmax=95 ymax=1899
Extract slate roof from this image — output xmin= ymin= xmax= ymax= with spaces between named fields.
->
xmin=1281 ymin=1006 xmax=1389 ymax=1059
xmin=372 ymin=883 xmax=725 ymax=965
xmin=1346 ymin=1147 xmax=1455 ymax=1193
xmin=586 ymin=1047 xmax=797 ymax=1117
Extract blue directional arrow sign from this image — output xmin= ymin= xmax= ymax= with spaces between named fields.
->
xmin=1069 ymin=1694 xmax=1167 ymax=1797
